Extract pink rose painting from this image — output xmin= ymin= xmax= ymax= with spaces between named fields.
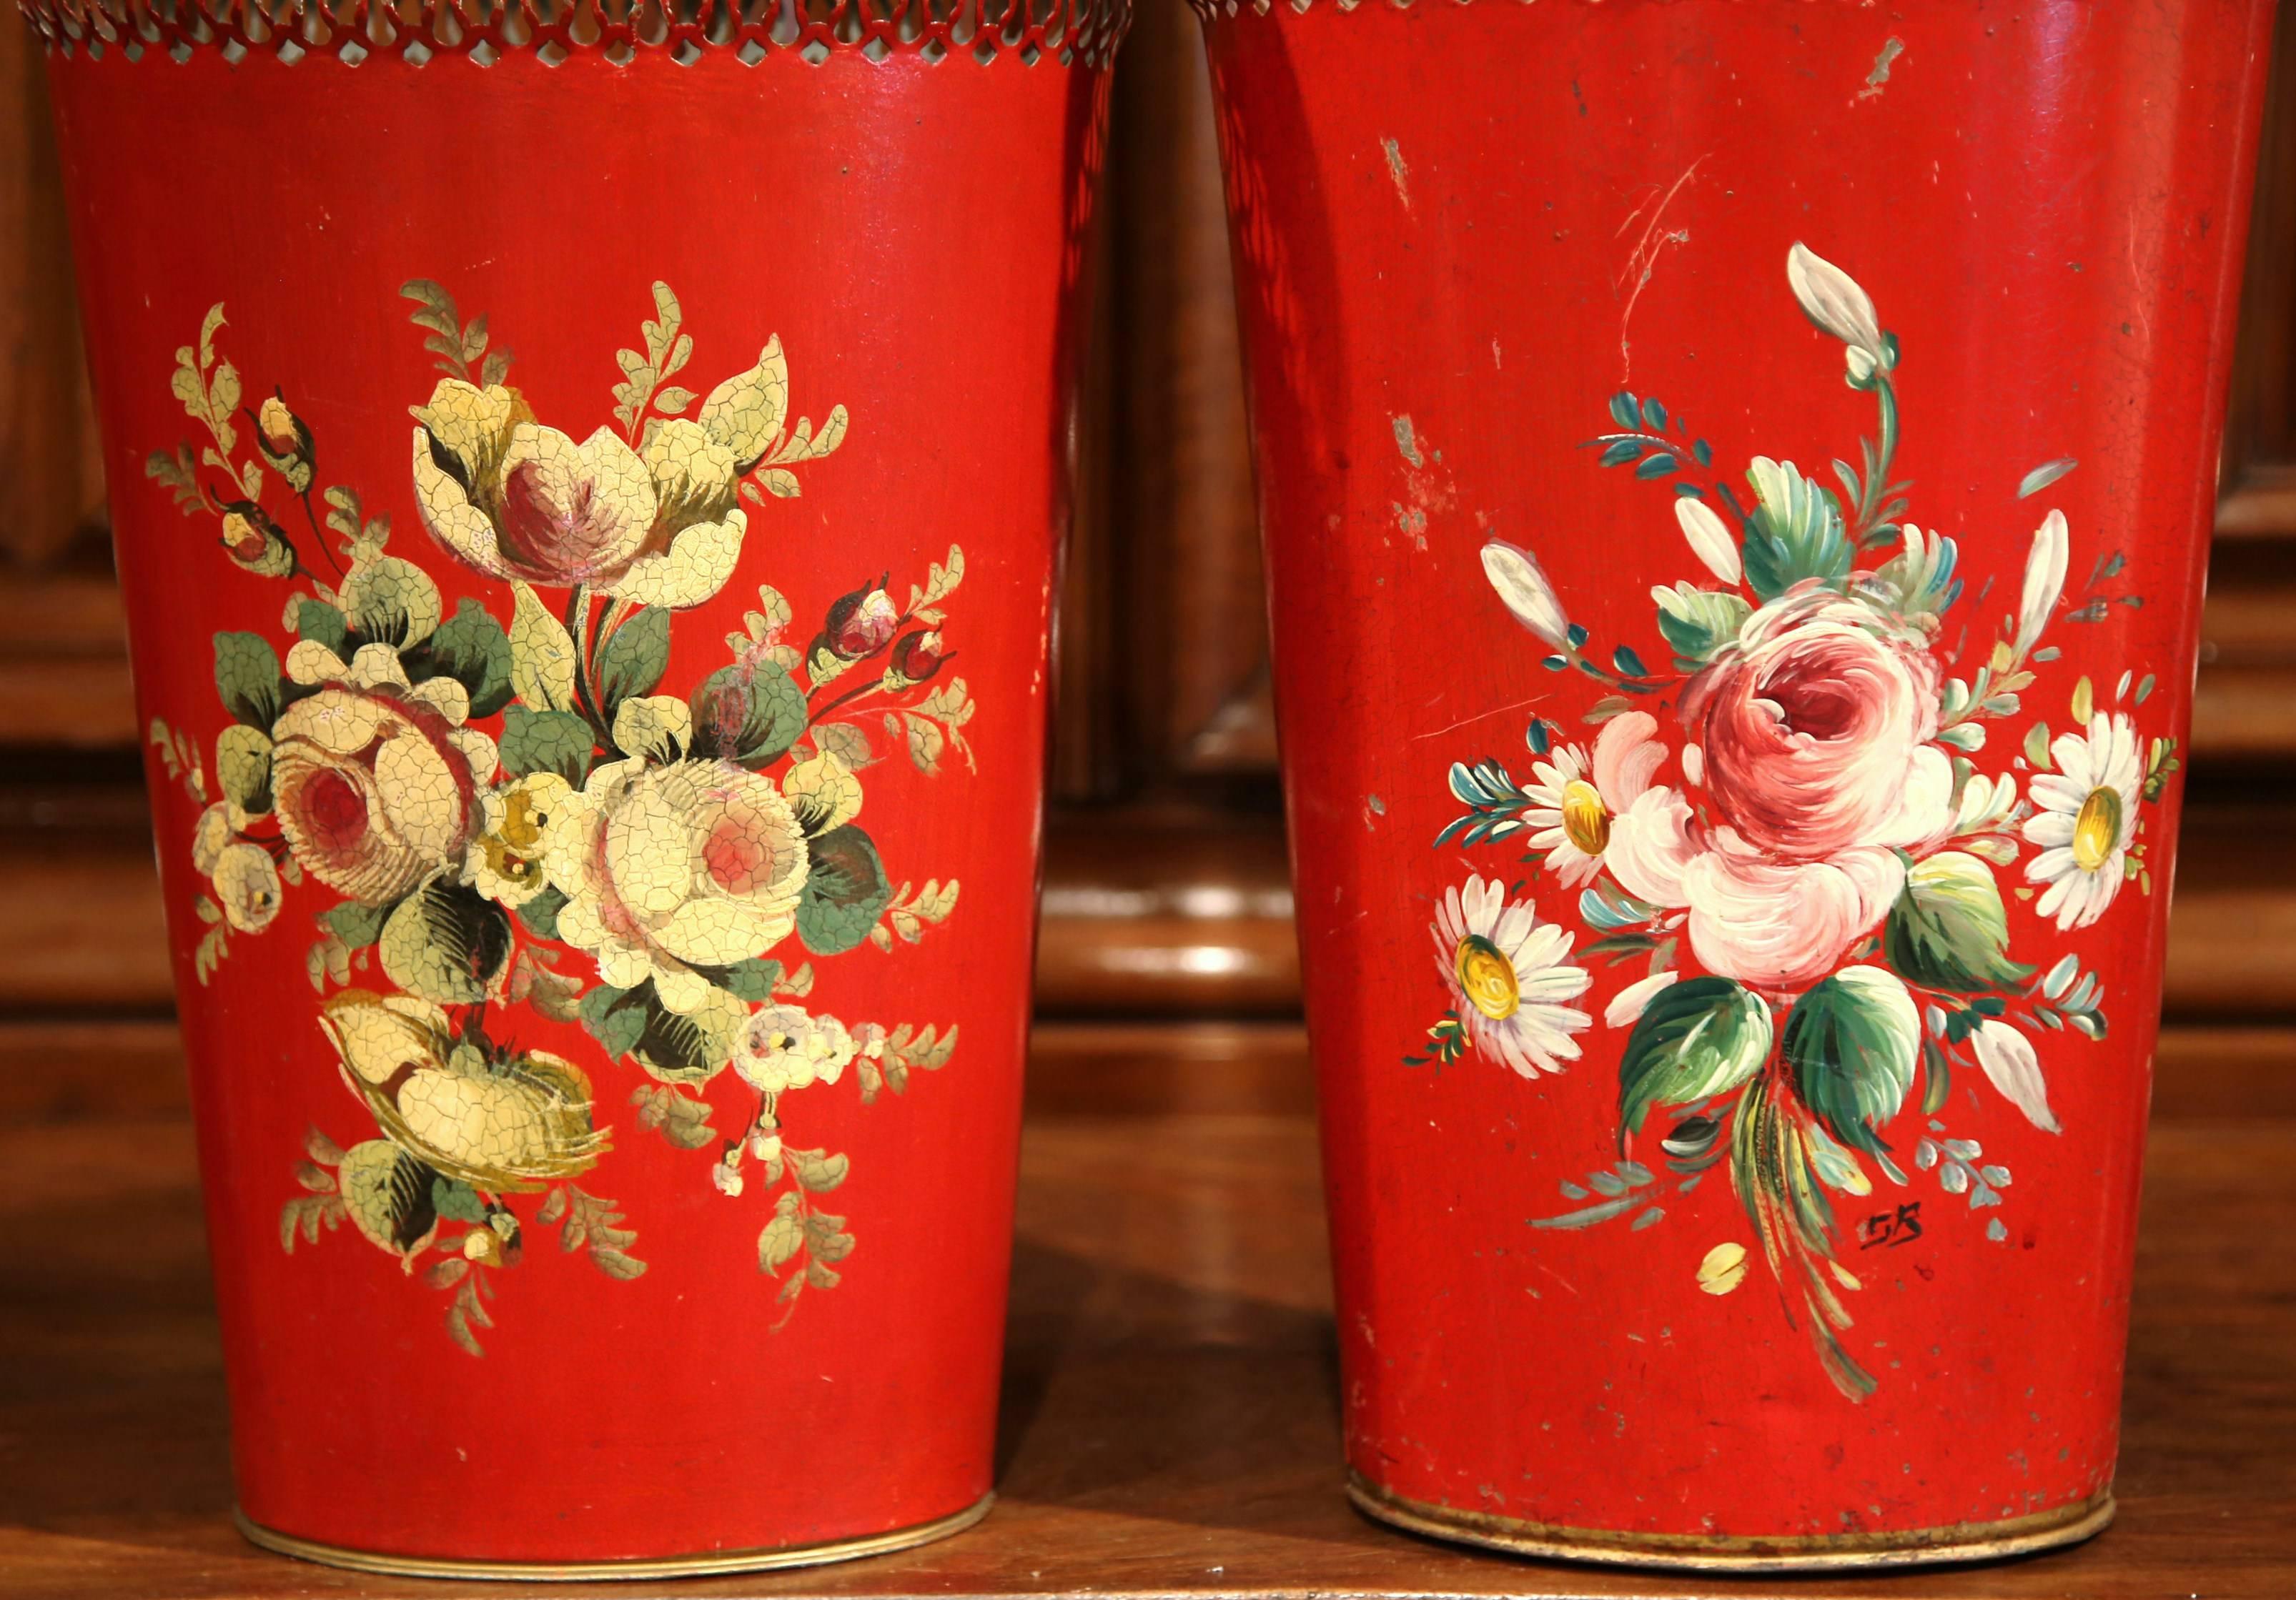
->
xmin=1416 ymin=245 xmax=2178 ymax=1399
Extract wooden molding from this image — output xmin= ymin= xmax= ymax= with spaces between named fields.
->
xmin=2218 ymin=463 xmax=2296 ymax=540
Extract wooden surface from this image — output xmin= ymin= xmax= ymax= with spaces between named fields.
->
xmin=1 ymin=1103 xmax=2290 ymax=1600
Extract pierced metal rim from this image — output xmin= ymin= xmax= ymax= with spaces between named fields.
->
xmin=1347 ymin=1472 xmax=2115 ymax=1573
xmin=234 ymin=1491 xmax=994 ymax=1582
xmin=16 ymin=0 xmax=1132 ymax=69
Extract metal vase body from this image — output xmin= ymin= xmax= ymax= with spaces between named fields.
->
xmin=1199 ymin=0 xmax=2275 ymax=1569
xmin=27 ymin=0 xmax=1117 ymax=1576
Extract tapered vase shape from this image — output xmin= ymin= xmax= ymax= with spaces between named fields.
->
xmin=1197 ymin=0 xmax=2276 ymax=1569
xmin=21 ymin=0 xmax=1121 ymax=1574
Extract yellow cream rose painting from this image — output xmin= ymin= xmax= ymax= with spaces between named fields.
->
xmin=144 ymin=282 xmax=970 ymax=1351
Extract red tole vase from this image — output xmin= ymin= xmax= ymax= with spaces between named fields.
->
xmin=22 ymin=0 xmax=1121 ymax=1576
xmin=1199 ymin=0 xmax=2277 ymax=1571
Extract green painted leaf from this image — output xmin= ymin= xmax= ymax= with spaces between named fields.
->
xmin=378 ymin=876 xmax=512 ymax=1004
xmin=1618 ymin=978 xmax=1773 ymax=1139
xmin=508 ymin=581 xmax=580 ymax=714
xmin=803 ymin=1212 xmax=854 ymax=1261
xmin=1920 ymin=1037 xmax=1953 ymax=1116
xmin=759 ymin=1213 xmax=804 ymax=1272
xmin=595 ymin=606 xmax=671 ymax=721
xmin=790 ymin=1148 xmax=849 ymax=1193
xmin=320 ymin=898 xmax=392 ymax=950
xmin=2022 ymin=722 xmax=2052 ymax=770
xmin=1783 ymin=965 xmax=1919 ymax=1156
xmin=338 ymin=1141 xmax=438 ymax=1256
xmin=1741 ymin=458 xmax=1851 ymax=601
xmin=579 ymin=983 xmax=647 ymax=1063
xmin=697 ymin=957 xmax=785 ymax=1003
xmin=215 ymin=725 xmax=274 ymax=815
xmin=342 ymin=555 xmax=442 ymax=649
xmin=295 ymin=599 xmax=352 ymax=660
xmin=1653 ymin=584 xmax=1752 ymax=667
xmin=1884 ymin=851 xmax=2036 ymax=994
xmin=412 ymin=598 xmax=513 ymax=718
xmin=796 ymin=825 xmax=893 ymax=955
xmin=584 ymin=980 xmax=744 ymax=1085
xmin=689 ymin=663 xmax=807 ymax=767
xmin=2017 ymin=457 xmax=2077 ymax=498
xmin=517 ymin=885 xmax=568 ymax=942
xmin=498 ymin=705 xmax=595 ymax=786
xmin=213 ymin=632 xmax=284 ymax=729
xmin=430 ymin=1176 xmax=488 ymax=1225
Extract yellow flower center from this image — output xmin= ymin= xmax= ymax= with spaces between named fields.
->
xmin=482 ymin=789 xmax=550 ymax=888
xmin=1560 ymin=777 xmax=1611 ymax=856
xmin=2072 ymin=785 xmax=2123 ymax=873
xmin=500 ymin=789 xmax=548 ymax=852
xmin=1454 ymin=934 xmax=1520 ymax=1021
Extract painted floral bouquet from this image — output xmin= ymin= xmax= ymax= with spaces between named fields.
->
xmin=146 ymin=282 xmax=970 ymax=1351
xmin=1417 ymin=245 xmax=2177 ymax=1398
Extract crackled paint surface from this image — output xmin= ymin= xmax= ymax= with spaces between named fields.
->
xmin=157 ymin=282 xmax=969 ymax=1338
xmin=1202 ymin=0 xmax=2275 ymax=1561
xmin=47 ymin=35 xmax=1107 ymax=1566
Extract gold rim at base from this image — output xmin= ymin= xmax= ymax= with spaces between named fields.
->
xmin=1347 ymin=1473 xmax=2114 ymax=1573
xmin=234 ymin=1492 xmax=994 ymax=1582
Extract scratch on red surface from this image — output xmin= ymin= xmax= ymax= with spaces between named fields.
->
xmin=1381 ymin=136 xmax=1412 ymax=212
xmin=1614 ymin=155 xmax=1707 ymax=384
xmin=1409 ymin=690 xmax=1550 ymax=742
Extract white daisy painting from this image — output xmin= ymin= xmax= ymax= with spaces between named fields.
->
xmin=1426 ymin=875 xmax=1593 ymax=1077
xmin=1410 ymin=242 xmax=2182 ymax=1399
xmin=2024 ymin=712 xmax=2144 ymax=930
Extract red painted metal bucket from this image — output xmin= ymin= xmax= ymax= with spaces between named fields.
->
xmin=24 ymin=0 xmax=1118 ymax=1576
xmin=1199 ymin=0 xmax=2277 ymax=1569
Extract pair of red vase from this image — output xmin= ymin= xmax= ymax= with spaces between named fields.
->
xmin=21 ymin=0 xmax=2278 ymax=1575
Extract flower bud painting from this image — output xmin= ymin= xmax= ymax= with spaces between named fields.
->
xmin=30 ymin=1 xmax=1119 ymax=1570
xmin=1199 ymin=0 xmax=2275 ymax=1569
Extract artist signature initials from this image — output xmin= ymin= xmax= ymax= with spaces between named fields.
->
xmin=1859 ymin=1201 xmax=1924 ymax=1250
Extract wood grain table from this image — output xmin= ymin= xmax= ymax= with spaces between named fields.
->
xmin=2 ymin=1110 xmax=2289 ymax=1599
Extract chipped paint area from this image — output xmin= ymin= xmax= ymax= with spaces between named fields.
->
xmin=1381 ymin=136 xmax=1412 ymax=210
xmin=1856 ymin=36 xmax=1906 ymax=103
xmin=1387 ymin=414 xmax=1454 ymax=551
xmin=1392 ymin=412 xmax=1425 ymax=467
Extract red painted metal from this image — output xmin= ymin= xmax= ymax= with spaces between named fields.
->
xmin=29 ymin=2 xmax=1117 ymax=1574
xmin=1202 ymin=0 xmax=2277 ymax=1567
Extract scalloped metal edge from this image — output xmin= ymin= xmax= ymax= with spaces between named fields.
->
xmin=17 ymin=0 xmax=1129 ymax=68
xmin=1189 ymin=0 xmax=1509 ymax=21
